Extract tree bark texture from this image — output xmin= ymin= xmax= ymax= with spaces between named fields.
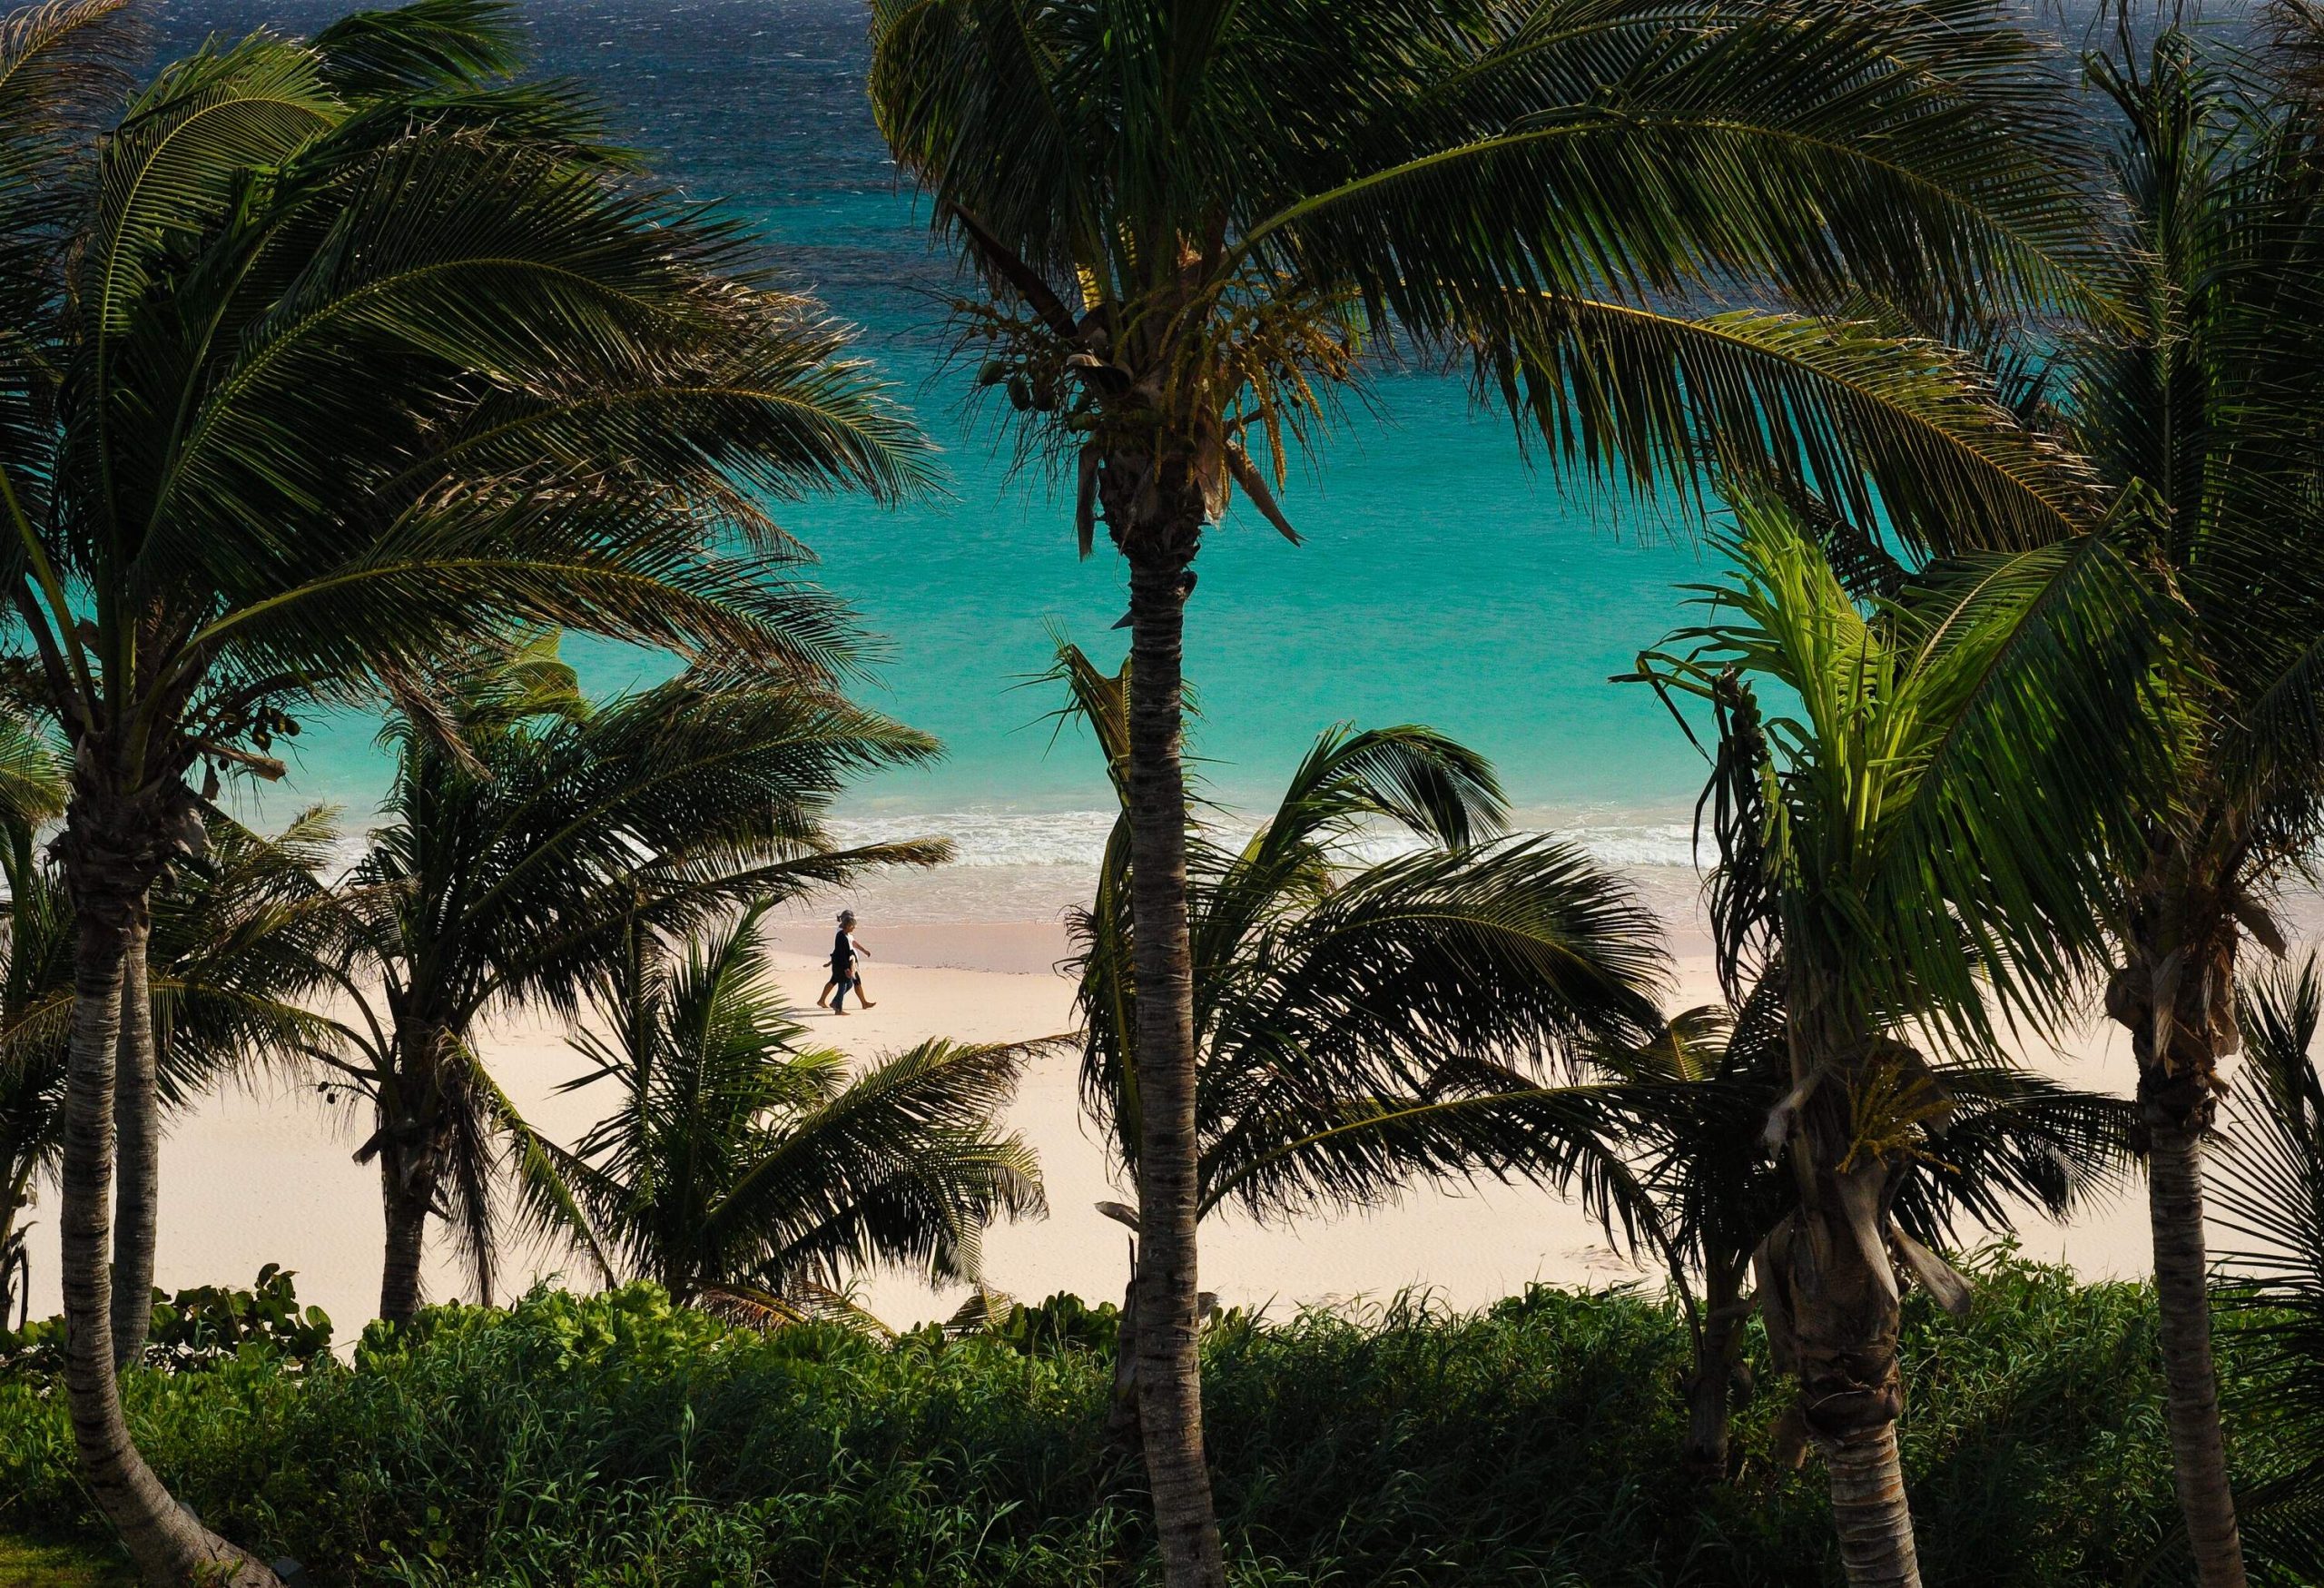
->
xmin=59 ymin=770 xmax=276 ymax=1586
xmin=374 ymin=1023 xmax=453 ymax=1328
xmin=0 ymin=1198 xmax=20 ymax=1331
xmin=110 ymin=918 xmax=156 ymax=1365
xmin=378 ymin=1160 xmax=433 ymax=1328
xmin=2111 ymin=901 xmax=2247 ymax=1588
xmin=1758 ymin=1006 xmax=1924 ymax=1588
xmin=1112 ymin=451 xmax=1226 ymax=1588
xmin=1681 ymin=1259 xmax=1750 ymax=1477
xmin=2147 ymin=1119 xmax=2245 ymax=1587
xmin=1823 ymin=1423 xmax=1921 ymax=1588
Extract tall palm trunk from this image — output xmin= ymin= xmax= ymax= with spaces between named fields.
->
xmin=1761 ymin=1016 xmax=1922 ymax=1587
xmin=2112 ymin=904 xmax=2247 ymax=1588
xmin=109 ymin=922 xmax=156 ymax=1365
xmin=0 ymin=1196 xmax=20 ymax=1329
xmin=375 ymin=1024 xmax=450 ymax=1327
xmin=1762 ymin=1188 xmax=1919 ymax=1586
xmin=1114 ymin=453 xmax=1227 ymax=1588
xmin=1682 ymin=1254 xmax=1751 ymax=1476
xmin=59 ymin=783 xmax=276 ymax=1585
xmin=379 ymin=1154 xmax=434 ymax=1327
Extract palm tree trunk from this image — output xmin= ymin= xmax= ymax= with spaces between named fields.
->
xmin=2114 ymin=911 xmax=2248 ymax=1588
xmin=1777 ymin=1212 xmax=1920 ymax=1588
xmin=1681 ymin=1259 xmax=1749 ymax=1477
xmin=1121 ymin=521 xmax=1226 ymax=1588
xmin=0 ymin=1199 xmax=18 ymax=1329
xmin=1760 ymin=1035 xmax=1922 ymax=1588
xmin=59 ymin=882 xmax=274 ymax=1585
xmin=375 ymin=1024 xmax=448 ymax=1328
xmin=2149 ymin=1112 xmax=2247 ymax=1587
xmin=378 ymin=1147 xmax=434 ymax=1327
xmin=109 ymin=919 xmax=156 ymax=1366
xmin=1824 ymin=1422 xmax=1920 ymax=1587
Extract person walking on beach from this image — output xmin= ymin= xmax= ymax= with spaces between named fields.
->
xmin=818 ymin=910 xmax=875 ymax=1013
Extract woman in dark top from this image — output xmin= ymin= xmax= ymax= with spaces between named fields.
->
xmin=816 ymin=910 xmax=875 ymax=1013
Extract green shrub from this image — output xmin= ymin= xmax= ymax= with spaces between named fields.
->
xmin=0 ymin=1266 xmax=332 ymax=1380
xmin=0 ymin=1257 xmax=2295 ymax=1585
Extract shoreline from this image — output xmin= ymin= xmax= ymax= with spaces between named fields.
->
xmin=19 ymin=885 xmax=2208 ymax=1340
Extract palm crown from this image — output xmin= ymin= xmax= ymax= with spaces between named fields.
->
xmin=0 ymin=5 xmax=936 ymax=1574
xmin=872 ymin=0 xmax=2112 ymax=553
xmin=5 ymin=0 xmax=931 ymax=858
xmin=320 ymin=638 xmax=952 ymax=1320
xmin=1056 ymin=641 xmax=1673 ymax=1227
xmin=543 ymin=904 xmax=1048 ymax=1316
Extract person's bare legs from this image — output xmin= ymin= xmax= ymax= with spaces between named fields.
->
xmin=815 ymin=977 xmax=839 ymax=1009
xmin=853 ymin=974 xmax=875 ymax=1010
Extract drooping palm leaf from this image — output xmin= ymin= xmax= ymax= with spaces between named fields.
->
xmin=2213 ymin=953 xmax=2324 ymax=1576
xmin=553 ymin=904 xmax=1049 ymax=1301
xmin=317 ymin=642 xmax=952 ymax=1307
xmin=872 ymin=0 xmax=2121 ymax=555
xmin=1628 ymin=484 xmax=2168 ymax=1059
xmin=1053 ymin=638 xmax=1675 ymax=1240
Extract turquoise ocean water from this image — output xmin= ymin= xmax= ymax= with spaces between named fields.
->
xmin=165 ymin=0 xmax=1723 ymax=906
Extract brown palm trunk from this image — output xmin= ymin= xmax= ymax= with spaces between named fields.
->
xmin=1824 ymin=1422 xmax=1919 ymax=1587
xmin=2112 ymin=910 xmax=2247 ymax=1588
xmin=0 ymin=1198 xmax=19 ymax=1329
xmin=1119 ymin=498 xmax=1226 ymax=1588
xmin=374 ymin=1023 xmax=449 ymax=1328
xmin=1760 ymin=1012 xmax=1923 ymax=1587
xmin=1764 ymin=1198 xmax=1919 ymax=1587
xmin=2148 ymin=1111 xmax=2246 ymax=1586
xmin=59 ymin=871 xmax=274 ymax=1584
xmin=1681 ymin=1258 xmax=1749 ymax=1477
xmin=110 ymin=919 xmax=156 ymax=1365
xmin=378 ymin=1152 xmax=432 ymax=1327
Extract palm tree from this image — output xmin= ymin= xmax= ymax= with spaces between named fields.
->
xmin=1610 ymin=970 xmax=2136 ymax=1477
xmin=2008 ymin=27 xmax=2324 ymax=1582
xmin=0 ymin=805 xmax=346 ymax=1349
xmin=0 ymin=2 xmax=931 ymax=1576
xmin=868 ymin=6 xmax=2113 ymax=1574
xmin=2214 ymin=952 xmax=2324 ymax=1580
xmin=534 ymin=903 xmax=1045 ymax=1317
xmin=1050 ymin=641 xmax=1678 ymax=1452
xmin=1627 ymin=490 xmax=2161 ymax=1584
xmin=317 ymin=639 xmax=950 ymax=1327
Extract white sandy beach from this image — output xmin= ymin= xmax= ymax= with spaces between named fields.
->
xmin=15 ymin=898 xmax=2186 ymax=1342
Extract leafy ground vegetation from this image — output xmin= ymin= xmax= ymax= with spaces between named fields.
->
xmin=0 ymin=1255 xmax=2302 ymax=1587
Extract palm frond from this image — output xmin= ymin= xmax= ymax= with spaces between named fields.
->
xmin=709 ymin=1036 xmax=1052 ymax=1292
xmin=556 ymin=903 xmax=1049 ymax=1301
xmin=1055 ymin=639 xmax=1673 ymax=1228
xmin=1490 ymin=297 xmax=2102 ymax=557
xmin=309 ymin=0 xmax=526 ymax=97
xmin=1630 ymin=484 xmax=2170 ymax=1055
xmin=2214 ymin=952 xmax=2324 ymax=1574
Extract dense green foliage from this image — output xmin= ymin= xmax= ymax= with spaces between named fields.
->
xmin=1 ymin=1267 xmax=333 ymax=1378
xmin=0 ymin=1257 xmax=2299 ymax=1586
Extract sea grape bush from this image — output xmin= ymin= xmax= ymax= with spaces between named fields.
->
xmin=1 ymin=1265 xmax=332 ymax=1379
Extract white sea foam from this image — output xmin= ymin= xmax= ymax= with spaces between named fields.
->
xmin=307 ymin=807 xmax=1703 ymax=894
xmin=826 ymin=808 xmax=1706 ymax=873
xmin=826 ymin=809 xmax=1119 ymax=867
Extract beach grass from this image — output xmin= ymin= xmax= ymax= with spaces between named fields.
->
xmin=0 ymin=1536 xmax=130 ymax=1588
